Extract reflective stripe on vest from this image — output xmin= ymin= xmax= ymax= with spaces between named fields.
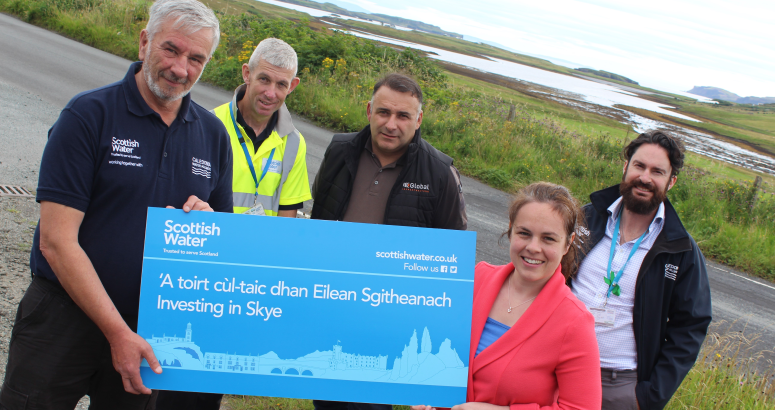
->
xmin=212 ymin=100 xmax=301 ymax=215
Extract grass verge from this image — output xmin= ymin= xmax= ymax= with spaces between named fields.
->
xmin=665 ymin=322 xmax=775 ymax=409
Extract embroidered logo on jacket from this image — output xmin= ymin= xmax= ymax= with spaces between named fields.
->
xmin=665 ymin=264 xmax=678 ymax=280
xmin=573 ymin=226 xmax=590 ymax=247
xmin=402 ymin=182 xmax=430 ymax=193
xmin=192 ymin=157 xmax=211 ymax=179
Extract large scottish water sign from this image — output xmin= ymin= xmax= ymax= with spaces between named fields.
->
xmin=138 ymin=208 xmax=476 ymax=406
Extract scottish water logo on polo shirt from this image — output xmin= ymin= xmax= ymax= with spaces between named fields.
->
xmin=109 ymin=136 xmax=143 ymax=167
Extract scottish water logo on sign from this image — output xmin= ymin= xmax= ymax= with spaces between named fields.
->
xmin=138 ymin=208 xmax=476 ymax=406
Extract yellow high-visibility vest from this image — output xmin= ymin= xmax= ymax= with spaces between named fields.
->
xmin=212 ymin=85 xmax=311 ymax=215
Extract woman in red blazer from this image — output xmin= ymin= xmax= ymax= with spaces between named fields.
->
xmin=416 ymin=182 xmax=601 ymax=410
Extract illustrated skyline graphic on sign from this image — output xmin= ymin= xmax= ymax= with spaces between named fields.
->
xmin=143 ymin=323 xmax=468 ymax=387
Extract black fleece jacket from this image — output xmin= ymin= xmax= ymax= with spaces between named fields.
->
xmin=572 ymin=185 xmax=712 ymax=410
xmin=310 ymin=125 xmax=466 ymax=230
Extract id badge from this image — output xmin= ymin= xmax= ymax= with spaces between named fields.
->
xmin=589 ymin=307 xmax=616 ymax=327
xmin=243 ymin=202 xmax=267 ymax=216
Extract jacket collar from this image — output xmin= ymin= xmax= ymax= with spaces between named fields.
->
xmin=470 ymin=264 xmax=570 ymax=376
xmin=403 ymin=127 xmax=422 ymax=165
xmin=590 ymin=184 xmax=689 ymax=244
xmin=123 ymin=61 xmax=197 ymax=123
xmin=344 ymin=126 xmax=373 ymax=176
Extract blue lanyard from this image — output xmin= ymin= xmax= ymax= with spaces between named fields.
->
xmin=605 ymin=212 xmax=648 ymax=299
xmin=229 ymin=101 xmax=275 ymax=197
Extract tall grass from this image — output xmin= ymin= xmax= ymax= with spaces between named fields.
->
xmin=2 ymin=0 xmax=774 ymax=279
xmin=0 ymin=0 xmax=148 ymax=58
xmin=665 ymin=322 xmax=775 ymax=409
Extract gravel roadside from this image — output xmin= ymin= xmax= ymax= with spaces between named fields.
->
xmin=0 ymin=196 xmax=92 ymax=409
xmin=0 ymin=81 xmax=58 ymax=187
xmin=0 ymin=196 xmax=38 ymax=382
xmin=0 ymin=77 xmax=92 ymax=407
xmin=0 ymin=77 xmax=51 ymax=383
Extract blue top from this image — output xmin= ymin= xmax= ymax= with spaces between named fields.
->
xmin=30 ymin=61 xmax=233 ymax=316
xmin=475 ymin=317 xmax=511 ymax=357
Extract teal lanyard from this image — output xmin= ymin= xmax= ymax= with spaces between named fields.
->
xmin=605 ymin=212 xmax=648 ymax=300
xmin=229 ymin=101 xmax=275 ymax=200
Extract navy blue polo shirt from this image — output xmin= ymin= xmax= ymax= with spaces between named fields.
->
xmin=31 ymin=61 xmax=233 ymax=316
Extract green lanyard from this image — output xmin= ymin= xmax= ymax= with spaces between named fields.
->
xmin=604 ymin=212 xmax=648 ymax=302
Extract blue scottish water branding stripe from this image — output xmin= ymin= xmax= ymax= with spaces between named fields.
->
xmin=138 ymin=208 xmax=476 ymax=407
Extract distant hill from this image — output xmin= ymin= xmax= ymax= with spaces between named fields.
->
xmin=574 ymin=68 xmax=638 ymax=85
xmin=687 ymin=86 xmax=741 ymax=102
xmin=738 ymin=96 xmax=775 ymax=105
xmin=276 ymin=0 xmax=463 ymax=38
xmin=322 ymin=0 xmax=369 ymax=13
xmin=687 ymin=86 xmax=775 ymax=105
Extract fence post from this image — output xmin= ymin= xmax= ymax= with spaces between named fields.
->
xmin=508 ymin=104 xmax=516 ymax=122
xmin=749 ymin=176 xmax=762 ymax=212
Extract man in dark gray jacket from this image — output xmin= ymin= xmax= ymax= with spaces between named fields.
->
xmin=311 ymin=74 xmax=467 ymax=410
xmin=311 ymin=73 xmax=466 ymax=230
xmin=571 ymin=130 xmax=712 ymax=410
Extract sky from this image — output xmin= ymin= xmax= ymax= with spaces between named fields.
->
xmin=326 ymin=0 xmax=775 ymax=98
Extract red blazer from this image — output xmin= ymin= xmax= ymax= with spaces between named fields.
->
xmin=467 ymin=262 xmax=601 ymax=410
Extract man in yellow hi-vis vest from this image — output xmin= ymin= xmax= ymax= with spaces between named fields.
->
xmin=154 ymin=38 xmax=311 ymax=410
xmin=215 ymin=37 xmax=311 ymax=217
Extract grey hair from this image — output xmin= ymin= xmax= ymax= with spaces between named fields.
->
xmin=247 ymin=38 xmax=298 ymax=78
xmin=146 ymin=0 xmax=221 ymax=56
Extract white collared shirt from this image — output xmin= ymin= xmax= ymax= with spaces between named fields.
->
xmin=572 ymin=197 xmax=665 ymax=370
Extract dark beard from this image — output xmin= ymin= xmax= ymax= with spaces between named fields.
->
xmin=619 ymin=176 xmax=666 ymax=215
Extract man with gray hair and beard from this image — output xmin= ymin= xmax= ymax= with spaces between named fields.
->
xmin=154 ymin=37 xmax=311 ymax=410
xmin=0 ymin=0 xmax=232 ymax=408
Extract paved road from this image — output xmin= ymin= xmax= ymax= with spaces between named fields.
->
xmin=1 ymin=13 xmax=774 ymax=361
